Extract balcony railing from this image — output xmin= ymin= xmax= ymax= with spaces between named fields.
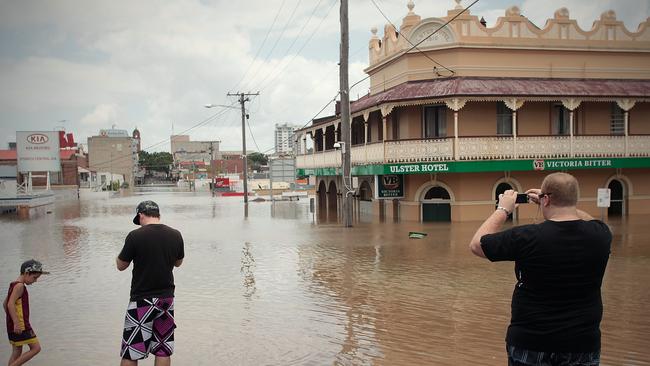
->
xmin=296 ymin=135 xmax=650 ymax=169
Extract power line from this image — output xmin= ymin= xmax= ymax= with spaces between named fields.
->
xmin=267 ymin=1 xmax=479 ymax=155
xmin=88 ymin=103 xmax=237 ymax=169
xmin=241 ymin=0 xmax=304 ymax=91
xmin=369 ymin=0 xmax=455 ymax=75
xmin=254 ymin=0 xmax=335 ymax=93
xmin=230 ymin=0 xmax=287 ymax=92
xmin=350 ymin=0 xmax=479 ymax=91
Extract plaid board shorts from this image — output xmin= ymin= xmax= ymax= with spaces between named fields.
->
xmin=120 ymin=297 xmax=176 ymax=361
xmin=507 ymin=345 xmax=600 ymax=366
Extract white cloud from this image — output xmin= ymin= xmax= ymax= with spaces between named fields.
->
xmin=0 ymin=0 xmax=647 ymax=151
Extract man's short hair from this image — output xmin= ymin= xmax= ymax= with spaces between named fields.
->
xmin=541 ymin=172 xmax=578 ymax=207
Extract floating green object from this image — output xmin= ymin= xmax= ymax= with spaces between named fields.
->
xmin=408 ymin=231 xmax=427 ymax=239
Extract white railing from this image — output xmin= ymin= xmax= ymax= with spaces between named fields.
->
xmin=517 ymin=136 xmax=571 ymax=159
xmin=385 ymin=138 xmax=453 ymax=162
xmin=458 ymin=136 xmax=516 ymax=160
xmin=573 ymin=135 xmax=626 ymax=157
xmin=351 ymin=142 xmax=385 ymax=165
xmin=296 ymin=135 xmax=650 ymax=169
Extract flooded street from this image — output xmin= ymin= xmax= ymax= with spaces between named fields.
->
xmin=1 ymin=190 xmax=649 ymax=365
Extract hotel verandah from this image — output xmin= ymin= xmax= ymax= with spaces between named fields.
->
xmin=295 ymin=1 xmax=650 ymax=222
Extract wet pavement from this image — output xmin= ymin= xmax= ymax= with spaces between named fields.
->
xmin=0 ymin=190 xmax=648 ymax=365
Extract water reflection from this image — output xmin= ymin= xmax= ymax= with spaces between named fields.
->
xmin=0 ymin=192 xmax=648 ymax=365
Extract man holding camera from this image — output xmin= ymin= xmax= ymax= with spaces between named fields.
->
xmin=469 ymin=172 xmax=611 ymax=366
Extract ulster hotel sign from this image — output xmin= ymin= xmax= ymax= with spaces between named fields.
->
xmin=297 ymin=158 xmax=650 ymax=177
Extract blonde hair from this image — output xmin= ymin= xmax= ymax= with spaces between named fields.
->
xmin=541 ymin=172 xmax=578 ymax=207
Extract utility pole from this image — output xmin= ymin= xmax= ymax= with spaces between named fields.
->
xmin=228 ymin=91 xmax=259 ymax=204
xmin=340 ymin=0 xmax=353 ymax=227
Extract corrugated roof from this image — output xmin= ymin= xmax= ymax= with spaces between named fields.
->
xmin=351 ymin=77 xmax=650 ymax=113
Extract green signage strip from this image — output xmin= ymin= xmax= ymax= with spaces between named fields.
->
xmin=297 ymin=157 xmax=650 ymax=177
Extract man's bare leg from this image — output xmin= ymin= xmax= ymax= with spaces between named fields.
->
xmin=154 ymin=356 xmax=171 ymax=366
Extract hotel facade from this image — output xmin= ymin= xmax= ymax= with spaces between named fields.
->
xmin=295 ymin=1 xmax=650 ymax=222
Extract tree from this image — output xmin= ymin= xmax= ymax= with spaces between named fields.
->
xmin=139 ymin=151 xmax=173 ymax=175
xmin=247 ymin=152 xmax=268 ymax=171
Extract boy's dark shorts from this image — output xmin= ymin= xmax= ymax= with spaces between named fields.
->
xmin=8 ymin=329 xmax=38 ymax=346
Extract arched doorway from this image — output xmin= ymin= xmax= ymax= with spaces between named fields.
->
xmin=317 ymin=180 xmax=327 ymax=212
xmin=358 ymin=180 xmax=373 ymax=218
xmin=327 ymin=181 xmax=338 ymax=220
xmin=422 ymin=186 xmax=451 ymax=222
xmin=608 ymin=179 xmax=624 ymax=217
xmin=495 ymin=182 xmax=514 ymax=220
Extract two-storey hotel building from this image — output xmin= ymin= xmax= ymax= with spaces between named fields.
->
xmin=295 ymin=1 xmax=650 ymax=222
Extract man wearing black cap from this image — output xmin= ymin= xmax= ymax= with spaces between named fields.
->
xmin=116 ymin=201 xmax=184 ymax=366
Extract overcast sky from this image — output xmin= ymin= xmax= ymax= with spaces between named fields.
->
xmin=1 ymin=0 xmax=648 ymax=153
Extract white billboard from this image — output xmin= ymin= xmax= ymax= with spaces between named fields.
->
xmin=17 ymin=131 xmax=61 ymax=172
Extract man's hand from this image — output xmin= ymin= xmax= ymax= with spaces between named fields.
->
xmin=497 ymin=189 xmax=517 ymax=213
xmin=525 ymin=188 xmax=542 ymax=205
xmin=13 ymin=324 xmax=21 ymax=334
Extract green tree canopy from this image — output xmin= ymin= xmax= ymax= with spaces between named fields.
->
xmin=139 ymin=151 xmax=173 ymax=174
xmin=247 ymin=152 xmax=268 ymax=171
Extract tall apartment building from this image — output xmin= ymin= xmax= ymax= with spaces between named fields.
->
xmin=274 ymin=123 xmax=296 ymax=155
xmin=295 ymin=1 xmax=650 ymax=222
xmin=88 ymin=128 xmax=139 ymax=187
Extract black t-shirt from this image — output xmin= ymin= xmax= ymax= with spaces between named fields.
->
xmin=481 ymin=219 xmax=611 ymax=352
xmin=118 ymin=224 xmax=185 ymax=301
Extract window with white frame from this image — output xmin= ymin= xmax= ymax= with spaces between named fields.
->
xmin=552 ymin=103 xmax=571 ymax=135
xmin=423 ymin=105 xmax=446 ymax=138
xmin=610 ymin=103 xmax=625 ymax=135
xmin=496 ymin=102 xmax=513 ymax=135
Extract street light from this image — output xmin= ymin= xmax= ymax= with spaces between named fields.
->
xmin=205 ymin=103 xmax=249 ymax=202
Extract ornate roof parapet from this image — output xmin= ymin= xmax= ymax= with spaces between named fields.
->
xmin=367 ymin=1 xmax=650 ymax=69
xmin=369 ymin=27 xmax=381 ymax=64
xmin=400 ymin=0 xmax=421 ymax=35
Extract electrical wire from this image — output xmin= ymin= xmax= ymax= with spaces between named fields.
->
xmin=255 ymin=0 xmax=335 ymax=93
xmin=350 ymin=0 xmax=479 ymax=91
xmin=262 ymin=0 xmax=479 ymax=156
xmin=241 ymin=0 xmax=304 ymax=91
xmin=230 ymin=0 xmax=287 ymax=93
xmin=370 ymin=0 xmax=455 ymax=75
xmin=88 ymin=103 xmax=237 ymax=169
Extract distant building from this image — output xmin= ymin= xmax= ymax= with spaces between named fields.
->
xmin=170 ymin=135 xmax=220 ymax=180
xmin=1 ymin=131 xmax=83 ymax=188
xmin=88 ymin=128 xmax=138 ymax=187
xmin=274 ymin=123 xmax=297 ymax=155
xmin=170 ymin=135 xmax=219 ymax=162
xmin=133 ymin=127 xmax=141 ymax=152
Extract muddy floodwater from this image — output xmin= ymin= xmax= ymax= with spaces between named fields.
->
xmin=1 ymin=190 xmax=649 ymax=365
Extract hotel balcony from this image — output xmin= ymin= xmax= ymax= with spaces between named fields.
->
xmin=296 ymin=135 xmax=650 ymax=170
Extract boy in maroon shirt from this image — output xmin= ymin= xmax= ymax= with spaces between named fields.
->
xmin=3 ymin=259 xmax=49 ymax=366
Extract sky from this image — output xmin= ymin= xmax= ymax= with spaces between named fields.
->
xmin=1 ymin=0 xmax=648 ymax=154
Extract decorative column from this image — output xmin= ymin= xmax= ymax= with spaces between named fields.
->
xmin=302 ymin=134 xmax=307 ymax=155
xmin=380 ymin=105 xmax=394 ymax=163
xmin=617 ymin=99 xmax=636 ymax=156
xmin=562 ymin=99 xmax=581 ymax=157
xmin=504 ymin=98 xmax=525 ymax=159
xmin=445 ymin=98 xmax=467 ymax=160
xmin=322 ymin=127 xmax=327 ymax=151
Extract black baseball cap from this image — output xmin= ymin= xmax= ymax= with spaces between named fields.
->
xmin=133 ymin=200 xmax=160 ymax=225
xmin=20 ymin=259 xmax=50 ymax=275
